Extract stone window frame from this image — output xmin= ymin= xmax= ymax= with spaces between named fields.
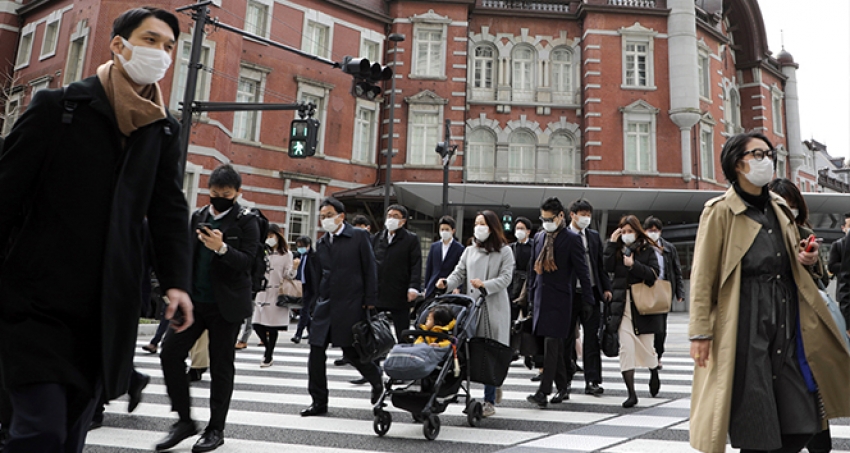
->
xmin=39 ymin=10 xmax=63 ymax=61
xmin=409 ymin=10 xmax=451 ymax=80
xmin=352 ymin=99 xmax=379 ymax=164
xmin=775 ymin=145 xmax=788 ymax=178
xmin=697 ymin=39 xmax=712 ymax=101
xmin=360 ymin=28 xmax=383 ymax=63
xmin=724 ymin=86 xmax=743 ymax=135
xmin=507 ymin=128 xmax=538 ymax=182
xmin=620 ymin=100 xmax=659 ymax=174
xmin=245 ymin=0 xmax=273 ymax=38
xmin=547 ymin=129 xmax=580 ymax=184
xmin=405 ymin=90 xmax=448 ymax=167
xmin=287 ymin=191 xmax=320 ymax=246
xmin=466 ymin=127 xmax=497 ymax=182
xmin=233 ymin=64 xmax=269 ymax=143
xmin=771 ymin=85 xmax=784 ymax=137
xmin=470 ymin=43 xmax=497 ymax=100
xmin=511 ymin=44 xmax=537 ymax=102
xmin=698 ymin=115 xmax=716 ymax=181
xmin=15 ymin=23 xmax=36 ymax=70
xmin=170 ymin=33 xmax=216 ymax=114
xmin=550 ymin=46 xmax=575 ymax=105
xmin=182 ymin=162 xmax=202 ymax=210
xmin=619 ymin=23 xmax=657 ymax=91
xmin=2 ymin=90 xmax=24 ymax=136
xmin=302 ymin=10 xmax=334 ymax=59
xmin=63 ymin=20 xmax=90 ymax=86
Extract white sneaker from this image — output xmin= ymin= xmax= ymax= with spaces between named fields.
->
xmin=495 ymin=388 xmax=503 ymax=404
xmin=482 ymin=402 xmax=496 ymax=417
xmin=260 ymin=359 xmax=273 ymax=368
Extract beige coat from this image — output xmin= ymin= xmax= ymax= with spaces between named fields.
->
xmin=252 ymin=251 xmax=297 ymax=328
xmin=689 ymin=187 xmax=850 ymax=453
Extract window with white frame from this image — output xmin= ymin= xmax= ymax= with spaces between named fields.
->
xmin=304 ymin=21 xmax=330 ymax=58
xmin=776 ymin=145 xmax=787 ymax=178
xmin=466 ymin=128 xmax=496 ymax=182
xmin=2 ymin=92 xmax=23 ymax=136
xmin=361 ymin=39 xmax=379 ymax=62
xmin=508 ymin=130 xmax=536 ymax=182
xmin=288 ymin=197 xmax=314 ymax=245
xmin=352 ymin=103 xmax=376 ymax=163
xmin=63 ymin=22 xmax=89 ymax=85
xmin=30 ymin=78 xmax=50 ymax=98
xmin=472 ymin=45 xmax=495 ymax=92
xmin=408 ymin=105 xmax=440 ymax=166
xmin=171 ymin=38 xmax=213 ymax=111
xmin=551 ymin=48 xmax=573 ymax=103
xmin=698 ymin=52 xmax=710 ymax=99
xmin=772 ymin=91 xmax=784 ymax=135
xmin=549 ymin=132 xmax=579 ymax=184
xmin=699 ymin=125 xmax=714 ymax=180
xmin=624 ymin=42 xmax=648 ymax=87
xmin=15 ymin=24 xmax=35 ymax=69
xmin=233 ymin=67 xmax=264 ymax=141
xmin=619 ymin=24 xmax=656 ymax=90
xmin=512 ymin=46 xmax=535 ymax=102
xmin=625 ymin=122 xmax=652 ymax=172
xmin=725 ymin=88 xmax=742 ymax=134
xmin=40 ymin=11 xmax=62 ymax=60
xmin=414 ymin=27 xmax=443 ymax=77
xmin=182 ymin=163 xmax=202 ymax=209
xmin=245 ymin=0 xmax=270 ymax=38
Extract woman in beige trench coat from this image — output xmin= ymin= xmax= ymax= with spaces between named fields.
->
xmin=689 ymin=131 xmax=850 ymax=453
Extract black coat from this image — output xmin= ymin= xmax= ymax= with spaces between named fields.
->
xmin=297 ymin=248 xmax=320 ymax=314
xmin=569 ymin=228 xmax=613 ymax=301
xmin=423 ymin=239 xmax=464 ymax=299
xmin=528 ymin=230 xmax=594 ymax=338
xmin=658 ymin=237 xmax=685 ymax=301
xmin=190 ymin=204 xmax=260 ymax=323
xmin=373 ymin=228 xmax=422 ymax=309
xmin=0 ymin=76 xmax=191 ymax=400
xmin=310 ymin=223 xmax=378 ymax=347
xmin=603 ymin=241 xmax=662 ymax=335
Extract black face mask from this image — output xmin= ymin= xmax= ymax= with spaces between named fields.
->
xmin=210 ymin=196 xmax=236 ymax=213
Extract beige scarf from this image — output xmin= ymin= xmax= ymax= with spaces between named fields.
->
xmin=96 ymin=61 xmax=166 ymax=137
xmin=534 ymin=222 xmax=565 ymax=274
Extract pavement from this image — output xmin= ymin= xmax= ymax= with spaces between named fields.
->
xmin=82 ymin=313 xmax=850 ymax=452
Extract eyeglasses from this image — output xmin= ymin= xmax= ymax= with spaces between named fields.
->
xmin=539 ymin=216 xmax=556 ymax=223
xmin=742 ymin=149 xmax=775 ymax=161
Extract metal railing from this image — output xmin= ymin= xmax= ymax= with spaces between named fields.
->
xmin=480 ymin=0 xmax=572 ymax=13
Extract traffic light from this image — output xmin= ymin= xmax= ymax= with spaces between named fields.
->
xmin=341 ymin=56 xmax=393 ymax=100
xmin=501 ymin=211 xmax=513 ymax=232
xmin=288 ymin=118 xmax=319 ymax=158
xmin=435 ymin=142 xmax=450 ymax=158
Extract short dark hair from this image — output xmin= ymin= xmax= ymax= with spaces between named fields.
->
xmin=720 ymin=131 xmax=775 ymax=184
xmin=438 ymin=215 xmax=456 ymax=230
xmin=475 ymin=210 xmax=508 ymax=252
xmin=569 ymin=199 xmax=594 ymax=214
xmin=643 ymin=216 xmax=663 ymax=231
xmin=387 ymin=204 xmax=408 ymax=219
xmin=540 ymin=197 xmax=565 ymax=215
xmin=514 ymin=216 xmax=532 ymax=231
xmin=429 ymin=305 xmax=454 ymax=326
xmin=268 ymin=223 xmax=289 ymax=254
xmin=112 ymin=7 xmax=180 ymax=43
xmin=209 ymin=164 xmax=242 ymax=190
xmin=844 ymin=213 xmax=850 ymax=220
xmin=768 ymin=178 xmax=810 ymax=227
xmin=320 ymin=197 xmax=345 ymax=215
xmin=295 ymin=235 xmax=312 ymax=247
xmin=352 ymin=215 xmax=371 ymax=228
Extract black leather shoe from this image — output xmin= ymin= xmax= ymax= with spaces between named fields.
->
xmin=530 ymin=374 xmax=542 ymax=382
xmin=300 ymin=404 xmax=328 ymax=417
xmin=334 ymin=357 xmax=350 ymax=366
xmin=192 ymin=429 xmax=224 ymax=453
xmin=550 ymin=388 xmax=570 ymax=404
xmin=128 ymin=372 xmax=150 ymax=413
xmin=649 ymin=368 xmax=660 ymax=397
xmin=350 ymin=377 xmax=369 ymax=385
xmin=155 ymin=420 xmax=199 ymax=451
xmin=187 ymin=368 xmax=205 ymax=382
xmin=526 ymin=391 xmax=548 ymax=408
xmin=584 ymin=383 xmax=604 ymax=396
xmin=290 ymin=335 xmax=301 ymax=344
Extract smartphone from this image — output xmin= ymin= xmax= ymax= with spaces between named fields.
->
xmin=623 ymin=247 xmax=632 ymax=257
xmin=804 ymin=235 xmax=821 ymax=253
xmin=198 ymin=222 xmax=213 ymax=235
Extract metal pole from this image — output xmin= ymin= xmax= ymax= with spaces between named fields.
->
xmin=442 ymin=118 xmax=451 ymax=216
xmin=178 ymin=2 xmax=209 ymax=167
xmin=384 ymin=34 xmax=404 ymax=212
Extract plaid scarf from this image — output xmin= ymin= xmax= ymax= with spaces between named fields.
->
xmin=534 ymin=222 xmax=565 ymax=274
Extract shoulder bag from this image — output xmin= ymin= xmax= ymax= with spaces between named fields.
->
xmin=467 ymin=291 xmax=514 ymax=387
xmin=630 ymin=267 xmax=672 ymax=315
xmin=276 ymin=277 xmax=302 ymax=307
xmin=352 ymin=309 xmax=396 ymax=363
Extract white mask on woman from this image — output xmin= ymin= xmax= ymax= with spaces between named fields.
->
xmin=741 ymin=158 xmax=774 ymax=188
xmin=515 ymin=230 xmax=527 ymax=241
xmin=621 ymin=233 xmax=636 ymax=245
xmin=474 ymin=225 xmax=490 ymax=242
xmin=265 ymin=237 xmax=277 ymax=248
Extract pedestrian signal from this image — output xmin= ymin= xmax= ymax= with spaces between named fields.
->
xmin=502 ymin=211 xmax=513 ymax=232
xmin=288 ymin=118 xmax=319 ymax=158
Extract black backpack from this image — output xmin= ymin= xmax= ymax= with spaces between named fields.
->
xmin=237 ymin=206 xmax=271 ymax=293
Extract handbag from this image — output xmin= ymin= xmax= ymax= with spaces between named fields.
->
xmin=467 ymin=300 xmax=514 ymax=386
xmin=510 ymin=314 xmax=540 ymax=357
xmin=601 ymin=325 xmax=619 ymax=358
xmin=352 ymin=310 xmax=396 ymax=363
xmin=630 ymin=269 xmax=672 ymax=315
xmin=276 ymin=277 xmax=302 ymax=307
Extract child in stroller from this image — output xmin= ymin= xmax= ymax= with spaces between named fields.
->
xmin=414 ymin=306 xmax=456 ymax=347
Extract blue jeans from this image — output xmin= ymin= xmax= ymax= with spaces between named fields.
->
xmin=484 ymin=385 xmax=496 ymax=404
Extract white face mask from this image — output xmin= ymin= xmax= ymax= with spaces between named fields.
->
xmin=474 ymin=225 xmax=490 ymax=242
xmin=385 ymin=218 xmax=400 ymax=232
xmin=621 ymin=233 xmax=636 ymax=245
xmin=646 ymin=231 xmax=660 ymax=242
xmin=576 ymin=216 xmax=591 ymax=230
xmin=515 ymin=230 xmax=528 ymax=241
xmin=440 ymin=230 xmax=453 ymax=242
xmin=542 ymin=222 xmax=558 ymax=233
xmin=321 ymin=216 xmax=339 ymax=233
xmin=116 ymin=38 xmax=172 ymax=85
xmin=790 ymin=208 xmax=800 ymax=219
xmin=741 ymin=158 xmax=774 ymax=188
xmin=265 ymin=237 xmax=277 ymax=248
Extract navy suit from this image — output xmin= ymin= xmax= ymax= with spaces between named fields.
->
xmin=423 ymin=239 xmax=464 ymax=299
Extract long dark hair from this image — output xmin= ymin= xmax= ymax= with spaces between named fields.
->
xmin=768 ymin=178 xmax=810 ymax=227
xmin=720 ymin=131 xmax=775 ymax=184
xmin=475 ymin=210 xmax=507 ymax=253
xmin=268 ymin=224 xmax=288 ymax=254
xmin=616 ymin=215 xmax=655 ymax=257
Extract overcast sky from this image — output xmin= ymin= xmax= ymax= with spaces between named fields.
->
xmin=758 ymin=0 xmax=850 ymax=159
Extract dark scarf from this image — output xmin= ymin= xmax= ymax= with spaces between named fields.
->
xmin=534 ymin=221 xmax=565 ymax=274
xmin=733 ymin=182 xmax=770 ymax=211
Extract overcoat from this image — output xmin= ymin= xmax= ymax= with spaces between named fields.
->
xmin=0 ymin=77 xmax=191 ymax=400
xmin=373 ymin=228 xmax=422 ymax=310
xmin=253 ymin=251 xmax=296 ymax=328
xmin=569 ymin=228 xmax=613 ymax=301
xmin=444 ymin=244 xmax=514 ymax=345
xmin=309 ymin=223 xmax=378 ymax=348
xmin=528 ymin=229 xmax=594 ymax=338
xmin=423 ymin=239 xmax=464 ymax=299
xmin=603 ymin=241 xmax=661 ymax=334
xmin=689 ymin=187 xmax=850 ymax=453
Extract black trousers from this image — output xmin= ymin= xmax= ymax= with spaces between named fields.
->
xmin=740 ymin=433 xmax=813 ymax=453
xmin=538 ymin=337 xmax=569 ymax=394
xmin=566 ymin=291 xmax=603 ymax=385
xmin=307 ymin=338 xmax=382 ymax=407
xmin=654 ymin=312 xmax=668 ymax=359
xmin=253 ymin=324 xmax=279 ymax=361
xmin=806 ymin=428 xmax=832 ymax=453
xmin=5 ymin=381 xmax=101 ymax=453
xmin=381 ymin=307 xmax=410 ymax=342
xmin=160 ymin=302 xmax=242 ymax=431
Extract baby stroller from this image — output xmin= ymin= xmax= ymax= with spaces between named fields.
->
xmin=372 ymin=293 xmax=486 ymax=440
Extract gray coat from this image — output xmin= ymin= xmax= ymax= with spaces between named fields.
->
xmin=445 ymin=245 xmax=515 ymax=345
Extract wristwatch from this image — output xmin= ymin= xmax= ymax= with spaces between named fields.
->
xmin=215 ymin=243 xmax=229 ymax=256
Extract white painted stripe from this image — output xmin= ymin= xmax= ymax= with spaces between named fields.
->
xmin=525 ymin=433 xmax=627 ymax=451
xmin=603 ymin=438 xmax=735 ymax=453
xmin=597 ymin=414 xmax=683 ymax=428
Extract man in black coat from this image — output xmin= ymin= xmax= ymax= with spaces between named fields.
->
xmin=157 ymin=165 xmax=260 ymax=452
xmin=291 ymin=235 xmax=320 ymax=343
xmin=565 ymin=199 xmax=613 ymax=396
xmin=0 ymin=8 xmax=193 ymax=453
xmin=373 ymin=204 xmax=422 ymax=341
xmin=828 ymin=214 xmax=850 ymax=276
xmin=423 ymin=215 xmax=464 ymax=300
xmin=643 ymin=216 xmax=684 ymax=365
xmin=301 ymin=197 xmax=383 ymax=417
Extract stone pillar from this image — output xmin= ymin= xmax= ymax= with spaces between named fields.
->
xmin=667 ymin=0 xmax=701 ymax=182
xmin=779 ymin=51 xmax=803 ymax=179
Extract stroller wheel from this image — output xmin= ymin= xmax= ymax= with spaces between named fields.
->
xmin=467 ymin=400 xmax=483 ymax=427
xmin=373 ymin=411 xmax=392 ymax=436
xmin=423 ymin=415 xmax=441 ymax=441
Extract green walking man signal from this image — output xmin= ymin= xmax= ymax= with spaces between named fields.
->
xmin=289 ymin=118 xmax=320 ymax=158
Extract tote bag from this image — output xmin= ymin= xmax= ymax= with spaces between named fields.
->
xmin=630 ymin=269 xmax=672 ymax=315
xmin=467 ymin=300 xmax=514 ymax=386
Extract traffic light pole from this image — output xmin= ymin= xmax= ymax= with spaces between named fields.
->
xmin=441 ymin=118 xmax=456 ymax=217
xmin=176 ymin=0 xmax=211 ymax=169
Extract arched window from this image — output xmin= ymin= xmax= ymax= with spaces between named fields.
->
xmin=512 ymin=46 xmax=535 ymax=102
xmin=549 ymin=132 xmax=579 ymax=184
xmin=508 ymin=130 xmax=536 ymax=182
xmin=725 ymin=88 xmax=742 ymax=134
xmin=551 ymin=48 xmax=573 ymax=102
xmin=466 ymin=128 xmax=496 ymax=182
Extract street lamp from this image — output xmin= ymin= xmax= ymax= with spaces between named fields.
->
xmin=384 ymin=33 xmax=405 ymax=213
